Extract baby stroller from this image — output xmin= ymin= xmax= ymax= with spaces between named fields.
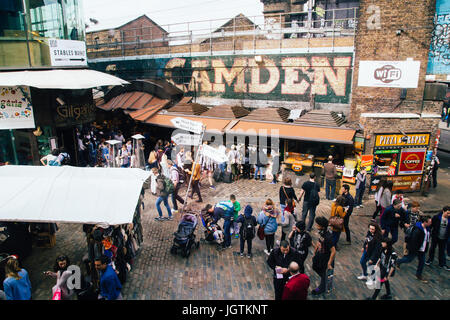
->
xmin=170 ymin=213 xmax=200 ymax=258
xmin=200 ymin=211 xmax=224 ymax=251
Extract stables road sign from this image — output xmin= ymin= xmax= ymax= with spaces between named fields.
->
xmin=172 ymin=133 xmax=201 ymax=146
xmin=200 ymin=144 xmax=228 ymax=163
xmin=170 ymin=117 xmax=203 ymax=134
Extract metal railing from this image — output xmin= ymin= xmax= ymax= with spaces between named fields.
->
xmin=86 ymin=8 xmax=359 ymax=59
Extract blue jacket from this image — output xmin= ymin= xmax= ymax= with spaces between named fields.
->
xmin=100 ymin=265 xmax=122 ymax=300
xmin=380 ymin=205 xmax=408 ymax=230
xmin=257 ymin=211 xmax=278 ymax=235
xmin=214 ymin=201 xmax=235 ymax=221
xmin=3 ymin=269 xmax=32 ymax=300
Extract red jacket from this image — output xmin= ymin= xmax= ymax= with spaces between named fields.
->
xmin=281 ymin=273 xmax=310 ymax=300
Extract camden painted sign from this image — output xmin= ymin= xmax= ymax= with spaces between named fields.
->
xmin=91 ymin=53 xmax=353 ymax=104
xmin=0 ymin=86 xmax=35 ymax=129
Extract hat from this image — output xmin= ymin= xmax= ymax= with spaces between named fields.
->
xmin=244 ymin=205 xmax=253 ymax=217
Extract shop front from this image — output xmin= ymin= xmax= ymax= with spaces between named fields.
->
xmin=370 ymin=133 xmax=430 ymax=193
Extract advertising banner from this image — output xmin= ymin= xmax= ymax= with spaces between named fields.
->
xmin=375 ymin=133 xmax=430 ymax=147
xmin=358 ymin=60 xmax=421 ymax=88
xmin=398 ymin=148 xmax=427 ymax=175
xmin=0 ymin=86 xmax=35 ymax=129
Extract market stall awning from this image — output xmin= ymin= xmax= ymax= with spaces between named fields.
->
xmin=0 ymin=165 xmax=150 ymax=225
xmin=145 ymin=113 xmax=232 ymax=133
xmin=226 ymin=120 xmax=356 ymax=144
xmin=0 ymin=69 xmax=129 ymax=89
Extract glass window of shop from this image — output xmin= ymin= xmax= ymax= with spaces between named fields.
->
xmin=0 ymin=0 xmax=85 ymax=69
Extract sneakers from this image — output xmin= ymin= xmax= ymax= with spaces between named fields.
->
xmin=356 ymin=205 xmax=361 ymax=209
xmin=442 ymin=265 xmax=450 ymax=271
xmin=357 ymin=274 xmax=367 ymax=280
xmin=154 ymin=217 xmax=164 ymax=221
xmin=172 ymin=210 xmax=179 ymax=214
xmin=240 ymin=252 xmax=244 ymax=257
xmin=247 ymin=254 xmax=252 ymax=259
xmin=209 ymin=185 xmax=216 ymax=190
xmin=365 ymin=278 xmax=374 ymax=286
xmin=264 ymin=249 xmax=270 ymax=256
xmin=425 ymin=260 xmax=432 ymax=266
xmin=167 ymin=216 xmax=173 ymax=221
xmin=380 ymin=294 xmax=392 ymax=300
xmin=311 ymin=288 xmax=324 ymax=295
xmin=269 ymin=181 xmax=276 ymax=184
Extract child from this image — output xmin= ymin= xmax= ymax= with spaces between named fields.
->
xmin=366 ymin=237 xmax=397 ymax=300
xmin=230 ymin=194 xmax=241 ymax=239
xmin=236 ymin=205 xmax=257 ymax=258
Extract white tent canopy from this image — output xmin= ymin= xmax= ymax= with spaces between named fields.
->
xmin=0 ymin=165 xmax=150 ymax=225
xmin=0 ymin=69 xmax=129 ymax=89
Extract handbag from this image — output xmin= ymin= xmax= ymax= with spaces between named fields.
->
xmin=257 ymin=216 xmax=270 ymax=240
xmin=282 ymin=187 xmax=296 ymax=208
xmin=52 ymin=287 xmax=62 ymax=300
xmin=329 ymin=206 xmax=344 ymax=231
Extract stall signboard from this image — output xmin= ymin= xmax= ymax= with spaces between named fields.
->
xmin=375 ymin=133 xmax=430 ymax=147
xmin=398 ymin=148 xmax=426 ymax=175
xmin=358 ymin=60 xmax=421 ymax=88
xmin=0 ymin=86 xmax=35 ymax=129
xmin=361 ymin=155 xmax=373 ymax=167
xmin=54 ymin=103 xmax=96 ymax=127
xmin=387 ymin=175 xmax=423 ymax=192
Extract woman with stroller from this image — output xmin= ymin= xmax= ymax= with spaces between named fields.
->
xmin=44 ymin=255 xmax=74 ymax=300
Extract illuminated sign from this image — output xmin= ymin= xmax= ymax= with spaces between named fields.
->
xmin=375 ymin=134 xmax=430 ymax=147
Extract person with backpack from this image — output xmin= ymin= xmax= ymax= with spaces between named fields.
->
xmin=357 ymin=222 xmax=382 ymax=281
xmin=366 ymin=237 xmax=397 ymax=300
xmin=425 ymin=206 xmax=449 ymax=270
xmin=397 ymin=215 xmax=432 ymax=283
xmin=236 ymin=205 xmax=257 ymax=258
xmin=288 ymin=221 xmax=312 ymax=274
xmin=167 ymin=160 xmax=184 ymax=214
xmin=299 ymin=173 xmax=321 ymax=232
xmin=280 ymin=199 xmax=296 ymax=242
xmin=311 ymin=217 xmax=336 ymax=295
xmin=152 ymin=167 xmax=173 ymax=221
xmin=257 ymin=199 xmax=280 ymax=255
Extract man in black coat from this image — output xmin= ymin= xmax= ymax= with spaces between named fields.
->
xmin=267 ymin=240 xmax=303 ymax=300
xmin=397 ymin=215 xmax=432 ymax=283
xmin=426 ymin=206 xmax=449 ymax=270
xmin=341 ymin=184 xmax=355 ymax=244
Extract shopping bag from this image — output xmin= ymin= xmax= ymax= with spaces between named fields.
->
xmin=52 ymin=288 xmax=62 ymax=300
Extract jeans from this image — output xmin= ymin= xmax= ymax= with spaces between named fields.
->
xmin=240 ymin=238 xmax=253 ymax=255
xmin=265 ymin=234 xmax=275 ymax=252
xmin=223 ymin=219 xmax=232 ymax=247
xmin=332 ymin=231 xmax=341 ymax=247
xmin=219 ymin=162 xmax=226 ymax=173
xmin=171 ymin=183 xmax=184 ymax=210
xmin=427 ymin=238 xmax=447 ymax=266
xmin=254 ymin=166 xmax=264 ymax=180
xmin=232 ymin=221 xmax=240 ymax=235
xmin=355 ymin=187 xmax=365 ymax=206
xmin=382 ymin=226 xmax=398 ymax=244
xmin=360 ymin=250 xmax=369 ymax=276
xmin=301 ymin=201 xmax=317 ymax=231
xmin=372 ymin=201 xmax=382 ymax=219
xmin=372 ymin=281 xmax=391 ymax=299
xmin=397 ymin=251 xmax=426 ymax=277
xmin=325 ymin=179 xmax=336 ymax=200
xmin=156 ymin=195 xmax=172 ymax=218
xmin=343 ymin=213 xmax=351 ymax=242
xmin=190 ymin=180 xmax=202 ymax=202
xmin=121 ymin=162 xmax=130 ymax=168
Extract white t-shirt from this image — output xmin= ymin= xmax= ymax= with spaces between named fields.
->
xmin=42 ymin=154 xmax=59 ymax=166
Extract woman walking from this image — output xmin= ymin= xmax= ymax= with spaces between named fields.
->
xmin=372 ymin=179 xmax=386 ymax=219
xmin=257 ymin=199 xmax=279 ymax=255
xmin=3 ymin=256 xmax=32 ymax=300
xmin=379 ymin=181 xmax=394 ymax=221
xmin=280 ymin=199 xmax=296 ymax=242
xmin=366 ymin=237 xmax=397 ymax=300
xmin=357 ymin=222 xmax=382 ymax=280
xmin=44 ymin=255 xmax=74 ymax=300
xmin=279 ymin=177 xmax=298 ymax=214
xmin=330 ymin=195 xmax=347 ymax=249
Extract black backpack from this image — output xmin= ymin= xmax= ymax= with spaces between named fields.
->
xmin=175 ymin=165 xmax=187 ymax=184
xmin=404 ymin=225 xmax=416 ymax=243
xmin=241 ymin=217 xmax=255 ymax=240
xmin=308 ymin=183 xmax=320 ymax=206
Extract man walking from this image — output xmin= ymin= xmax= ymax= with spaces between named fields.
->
xmin=153 ymin=168 xmax=173 ymax=221
xmin=267 ymin=240 xmax=303 ymax=300
xmin=281 ymin=261 xmax=310 ymax=300
xmin=341 ymin=184 xmax=354 ymax=245
xmin=95 ymin=255 xmax=122 ymax=300
xmin=397 ymin=215 xmax=432 ymax=283
xmin=380 ymin=198 xmax=408 ymax=244
xmin=299 ymin=173 xmax=321 ymax=232
xmin=431 ymin=153 xmax=440 ymax=188
xmin=323 ymin=156 xmax=337 ymax=200
xmin=426 ymin=206 xmax=449 ymax=270
xmin=167 ymin=160 xmax=184 ymax=214
xmin=288 ymin=221 xmax=312 ymax=273
xmin=355 ymin=168 xmax=367 ymax=208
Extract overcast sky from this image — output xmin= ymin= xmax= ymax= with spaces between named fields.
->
xmin=82 ymin=0 xmax=264 ymax=32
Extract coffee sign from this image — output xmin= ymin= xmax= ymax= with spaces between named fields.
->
xmin=398 ymin=148 xmax=426 ymax=175
xmin=358 ymin=60 xmax=421 ymax=88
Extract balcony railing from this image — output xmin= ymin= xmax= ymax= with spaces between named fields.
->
xmin=86 ymin=7 xmax=359 ymax=59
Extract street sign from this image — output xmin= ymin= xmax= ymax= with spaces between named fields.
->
xmin=172 ymin=133 xmax=201 ymax=146
xmin=170 ymin=117 xmax=203 ymax=134
xmin=201 ymin=144 xmax=228 ymax=163
xmin=48 ymin=39 xmax=88 ymax=67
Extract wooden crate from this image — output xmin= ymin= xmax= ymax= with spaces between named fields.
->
xmin=34 ymin=232 xmax=56 ymax=248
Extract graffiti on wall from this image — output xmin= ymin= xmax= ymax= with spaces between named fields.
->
xmin=91 ymin=53 xmax=353 ymax=104
xmin=427 ymin=0 xmax=450 ymax=74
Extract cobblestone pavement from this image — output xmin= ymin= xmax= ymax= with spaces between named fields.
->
xmin=25 ymin=167 xmax=450 ymax=300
